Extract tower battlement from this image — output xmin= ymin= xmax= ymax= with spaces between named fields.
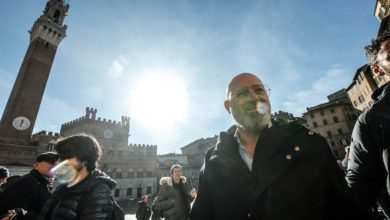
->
xmin=60 ymin=107 xmax=130 ymax=133
xmin=129 ymin=143 xmax=157 ymax=149
xmin=33 ymin=130 xmax=60 ymax=137
xmin=128 ymin=143 xmax=157 ymax=155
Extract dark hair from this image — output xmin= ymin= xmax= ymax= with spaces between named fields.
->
xmin=365 ymin=30 xmax=390 ymax=65
xmin=170 ymin=164 xmax=183 ymax=175
xmin=54 ymin=134 xmax=102 ymax=172
xmin=0 ymin=166 xmax=9 ymax=179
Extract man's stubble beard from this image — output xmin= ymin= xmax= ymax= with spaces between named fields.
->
xmin=241 ymin=112 xmax=271 ymax=132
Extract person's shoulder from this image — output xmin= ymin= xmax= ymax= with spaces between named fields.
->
xmin=159 ymin=176 xmax=174 ymax=186
xmin=279 ymin=123 xmax=329 ymax=152
xmin=205 ymin=126 xmax=235 ymax=157
xmin=10 ymin=171 xmax=38 ymax=187
xmin=89 ymin=170 xmax=117 ymax=190
xmin=287 ymin=122 xmax=322 ymax=138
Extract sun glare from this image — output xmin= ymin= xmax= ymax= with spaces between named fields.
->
xmin=130 ymin=74 xmax=188 ymax=134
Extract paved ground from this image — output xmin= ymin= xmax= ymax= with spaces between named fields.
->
xmin=125 ymin=214 xmax=136 ymax=220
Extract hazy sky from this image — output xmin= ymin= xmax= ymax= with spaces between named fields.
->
xmin=0 ymin=0 xmax=379 ymax=154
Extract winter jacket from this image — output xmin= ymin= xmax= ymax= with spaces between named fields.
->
xmin=190 ymin=123 xmax=368 ymax=220
xmin=37 ymin=170 xmax=116 ymax=220
xmin=154 ymin=176 xmax=190 ymax=220
xmin=347 ymin=82 xmax=390 ymax=211
xmin=136 ymin=201 xmax=151 ymax=220
xmin=0 ymin=169 xmax=52 ymax=219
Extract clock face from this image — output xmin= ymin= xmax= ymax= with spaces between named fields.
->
xmin=12 ymin=116 xmax=31 ymax=131
xmin=104 ymin=129 xmax=113 ymax=139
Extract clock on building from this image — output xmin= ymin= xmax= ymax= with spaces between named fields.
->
xmin=12 ymin=116 xmax=31 ymax=131
xmin=104 ymin=129 xmax=113 ymax=139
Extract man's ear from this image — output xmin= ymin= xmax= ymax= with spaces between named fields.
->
xmin=224 ymin=100 xmax=231 ymax=113
xmin=371 ymin=65 xmax=384 ymax=77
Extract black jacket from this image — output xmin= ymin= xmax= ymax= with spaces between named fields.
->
xmin=37 ymin=171 xmax=116 ymax=220
xmin=136 ymin=201 xmax=151 ymax=220
xmin=347 ymin=82 xmax=390 ymax=210
xmin=190 ymin=123 xmax=366 ymax=220
xmin=0 ymin=169 xmax=52 ymax=219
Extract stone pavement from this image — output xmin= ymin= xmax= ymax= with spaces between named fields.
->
xmin=125 ymin=214 xmax=136 ymax=220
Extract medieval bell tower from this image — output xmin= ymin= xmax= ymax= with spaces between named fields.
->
xmin=0 ymin=0 xmax=69 ymax=145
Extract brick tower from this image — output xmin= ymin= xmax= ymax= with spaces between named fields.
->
xmin=0 ymin=0 xmax=69 ymax=145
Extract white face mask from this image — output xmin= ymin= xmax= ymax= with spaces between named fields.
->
xmin=257 ymin=101 xmax=270 ymax=114
xmin=50 ymin=160 xmax=77 ymax=184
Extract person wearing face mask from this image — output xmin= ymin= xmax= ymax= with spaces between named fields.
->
xmin=189 ymin=73 xmax=367 ymax=220
xmin=37 ymin=134 xmax=116 ymax=220
xmin=0 ymin=152 xmax=58 ymax=220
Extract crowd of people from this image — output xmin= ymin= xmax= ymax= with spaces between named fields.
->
xmin=1 ymin=31 xmax=390 ymax=220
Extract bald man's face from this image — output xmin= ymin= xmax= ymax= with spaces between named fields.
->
xmin=225 ymin=73 xmax=271 ymax=132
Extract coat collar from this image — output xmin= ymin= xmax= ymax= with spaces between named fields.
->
xmin=211 ymin=123 xmax=304 ymax=196
xmin=372 ymin=82 xmax=390 ymax=104
xmin=159 ymin=176 xmax=186 ymax=186
xmin=213 ymin=123 xmax=301 ymax=166
xmin=30 ymin=168 xmax=50 ymax=185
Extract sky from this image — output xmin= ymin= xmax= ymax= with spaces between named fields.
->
xmin=0 ymin=0 xmax=380 ymax=154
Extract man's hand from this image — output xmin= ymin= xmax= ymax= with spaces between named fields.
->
xmin=1 ymin=210 xmax=16 ymax=220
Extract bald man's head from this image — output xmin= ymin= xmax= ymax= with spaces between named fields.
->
xmin=226 ymin=73 xmax=263 ymax=99
xmin=224 ymin=73 xmax=271 ymax=133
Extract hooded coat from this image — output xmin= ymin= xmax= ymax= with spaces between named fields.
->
xmin=190 ymin=123 xmax=367 ymax=220
xmin=154 ymin=176 xmax=190 ymax=220
xmin=37 ymin=170 xmax=116 ymax=220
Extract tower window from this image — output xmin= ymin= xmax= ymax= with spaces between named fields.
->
xmin=54 ymin=10 xmax=60 ymax=22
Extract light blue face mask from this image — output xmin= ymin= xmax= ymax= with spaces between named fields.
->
xmin=50 ymin=160 xmax=77 ymax=184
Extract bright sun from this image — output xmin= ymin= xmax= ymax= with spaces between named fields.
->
xmin=130 ymin=74 xmax=188 ymax=134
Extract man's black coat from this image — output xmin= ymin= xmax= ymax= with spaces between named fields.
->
xmin=190 ymin=123 xmax=367 ymax=220
xmin=0 ymin=169 xmax=51 ymax=219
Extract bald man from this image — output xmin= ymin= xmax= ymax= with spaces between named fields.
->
xmin=190 ymin=73 xmax=367 ymax=220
